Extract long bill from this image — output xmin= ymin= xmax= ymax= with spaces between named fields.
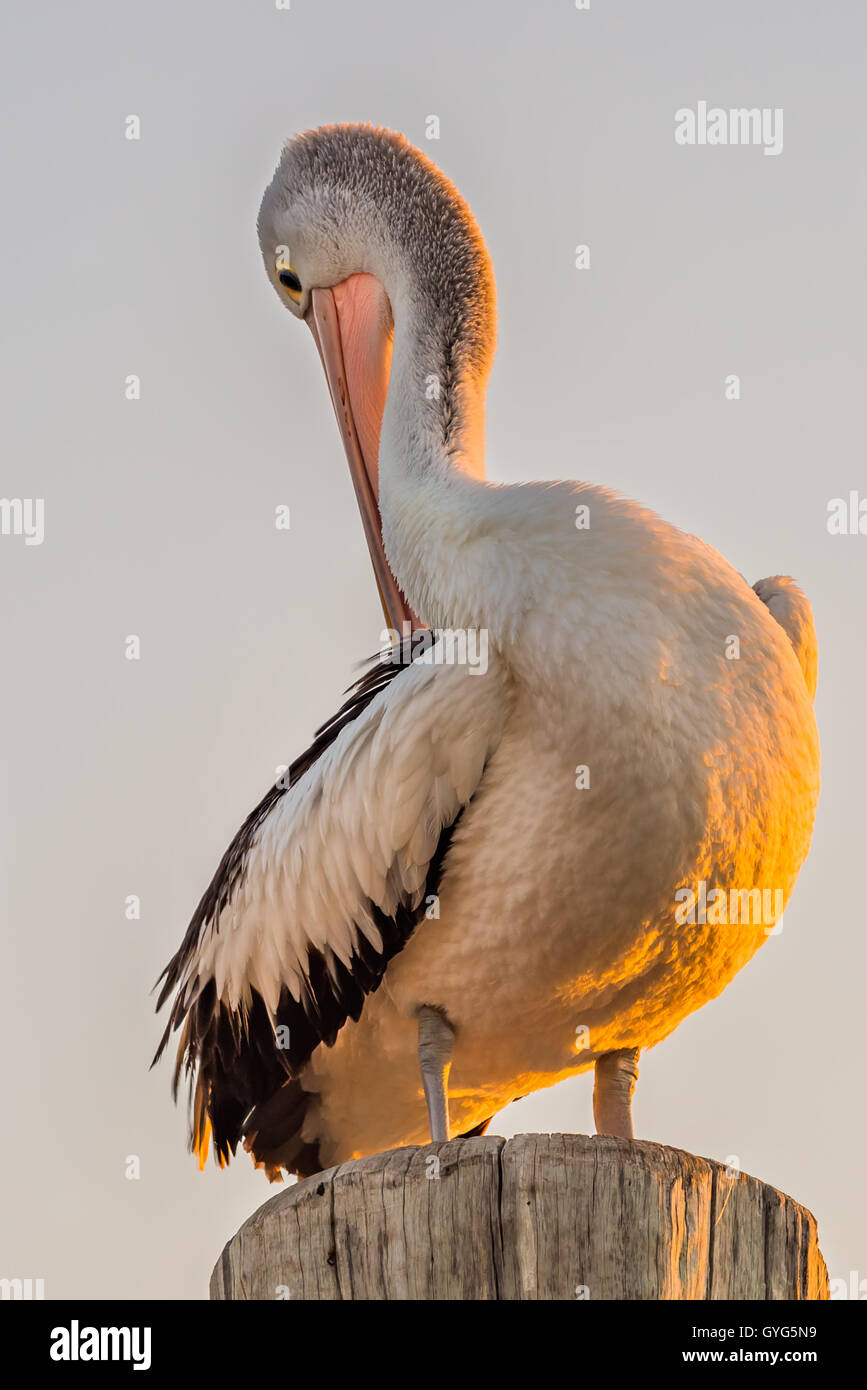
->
xmin=305 ymin=282 xmax=420 ymax=635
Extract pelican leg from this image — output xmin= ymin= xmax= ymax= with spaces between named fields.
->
xmin=417 ymin=1005 xmax=455 ymax=1142
xmin=593 ymin=1048 xmax=640 ymax=1139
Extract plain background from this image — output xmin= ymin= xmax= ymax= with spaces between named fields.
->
xmin=1 ymin=0 xmax=864 ymax=1299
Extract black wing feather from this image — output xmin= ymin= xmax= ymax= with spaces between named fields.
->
xmin=152 ymin=635 xmax=461 ymax=1172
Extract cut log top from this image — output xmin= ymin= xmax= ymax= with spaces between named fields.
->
xmin=210 ymin=1133 xmax=828 ymax=1301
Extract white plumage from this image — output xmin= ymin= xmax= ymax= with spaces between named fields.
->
xmin=155 ymin=125 xmax=819 ymax=1178
xmin=188 ymin=646 xmax=506 ymax=1018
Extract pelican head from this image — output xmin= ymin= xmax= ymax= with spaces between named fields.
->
xmin=257 ymin=124 xmax=495 ymax=629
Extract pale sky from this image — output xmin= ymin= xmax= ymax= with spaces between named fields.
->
xmin=1 ymin=0 xmax=865 ymax=1299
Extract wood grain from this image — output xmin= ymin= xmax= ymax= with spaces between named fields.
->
xmin=210 ymin=1134 xmax=828 ymax=1301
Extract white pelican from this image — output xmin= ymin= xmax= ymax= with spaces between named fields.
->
xmin=154 ymin=125 xmax=819 ymax=1179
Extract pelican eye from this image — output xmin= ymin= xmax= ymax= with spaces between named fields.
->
xmin=278 ymin=268 xmax=303 ymax=298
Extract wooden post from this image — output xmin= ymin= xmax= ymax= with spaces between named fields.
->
xmin=210 ymin=1133 xmax=828 ymax=1301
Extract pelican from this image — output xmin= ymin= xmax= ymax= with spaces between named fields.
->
xmin=154 ymin=124 xmax=819 ymax=1180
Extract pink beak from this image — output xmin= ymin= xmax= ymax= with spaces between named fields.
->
xmin=305 ymin=282 xmax=420 ymax=633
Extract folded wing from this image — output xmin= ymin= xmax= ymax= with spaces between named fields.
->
xmin=153 ymin=637 xmax=507 ymax=1167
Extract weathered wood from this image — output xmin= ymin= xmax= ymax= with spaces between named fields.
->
xmin=210 ymin=1133 xmax=828 ymax=1301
